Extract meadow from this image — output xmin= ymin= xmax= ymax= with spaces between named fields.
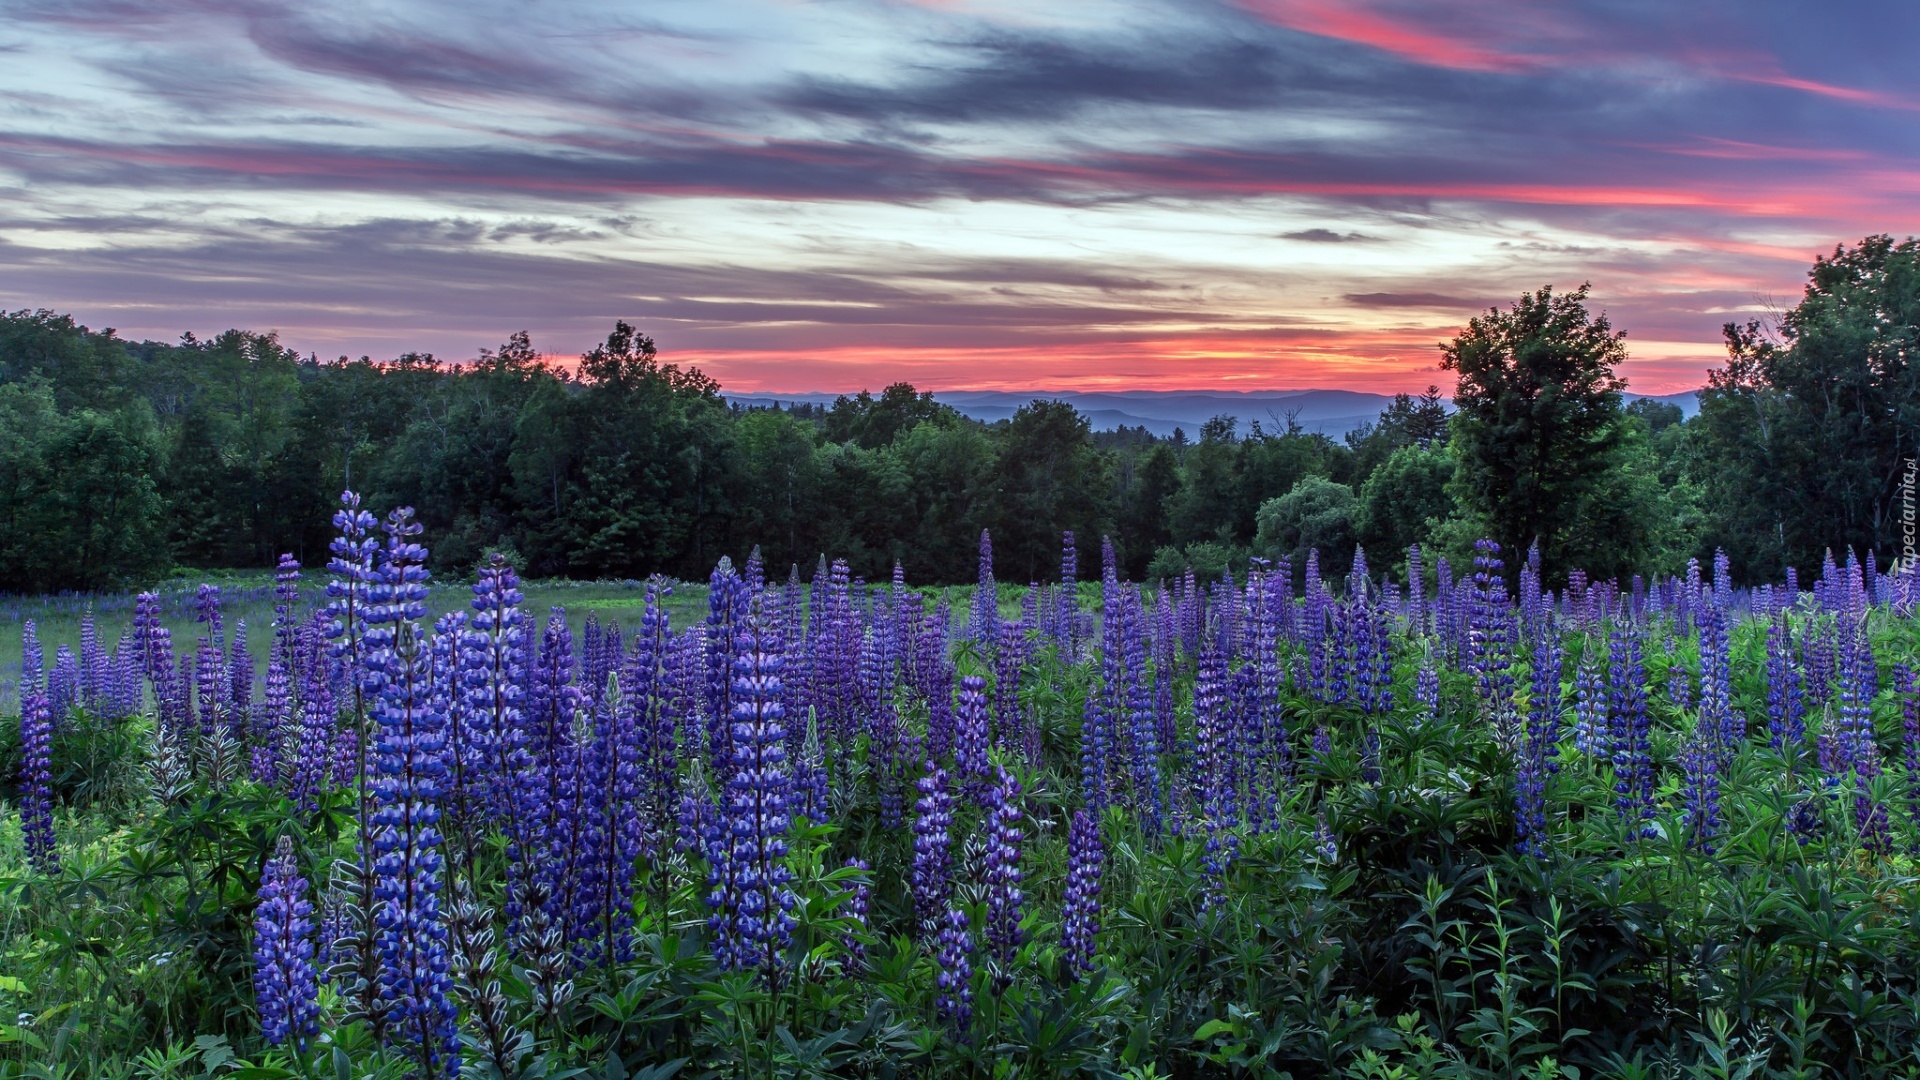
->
xmin=3 ymin=497 xmax=1920 ymax=1080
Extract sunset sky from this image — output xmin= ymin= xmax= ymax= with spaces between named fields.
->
xmin=1 ymin=0 xmax=1913 ymax=393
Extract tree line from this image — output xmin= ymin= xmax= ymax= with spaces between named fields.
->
xmin=2 ymin=235 xmax=1913 ymax=593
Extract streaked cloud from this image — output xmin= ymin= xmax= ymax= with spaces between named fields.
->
xmin=0 ymin=0 xmax=1911 ymax=393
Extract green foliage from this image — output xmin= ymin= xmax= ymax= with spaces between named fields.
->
xmin=1355 ymin=443 xmax=1456 ymax=571
xmin=1696 ymin=234 xmax=1920 ymax=580
xmin=1255 ymin=475 xmax=1358 ymax=572
xmin=1346 ymin=385 xmax=1451 ymax=485
xmin=1442 ymin=283 xmax=1630 ymax=584
xmin=6 ymin=593 xmax=1920 ymax=1077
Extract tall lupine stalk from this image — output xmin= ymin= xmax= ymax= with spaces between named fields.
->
xmin=1078 ymin=689 xmax=1113 ymax=816
xmin=323 ymin=490 xmax=386 ymax=1037
xmin=290 ymin=636 xmax=338 ymax=814
xmin=78 ymin=612 xmax=104 ymax=716
xmin=464 ymin=556 xmax=527 ymax=840
xmin=1119 ymin=590 xmax=1163 ymax=834
xmin=1193 ymin=636 xmax=1236 ymax=832
xmin=365 ymin=507 xmax=459 ymax=1078
xmin=1679 ymin=723 xmax=1723 ymax=855
xmin=254 ymin=835 xmax=320 ymax=1050
xmin=1056 ymin=531 xmax=1080 ymax=657
xmin=1061 ymin=808 xmax=1104 ymax=980
xmin=911 ymin=764 xmax=955 ymax=932
xmin=21 ymin=618 xmax=43 ymax=699
xmin=430 ymin=612 xmax=482 ymax=880
xmin=229 ymin=621 xmax=253 ymax=733
xmin=1195 ymin=634 xmax=1240 ymax=894
xmin=628 ymin=580 xmax=679 ymax=857
xmin=1469 ymin=540 xmax=1518 ymax=749
xmin=708 ymin=590 xmax=796 ymax=975
xmin=935 ymin=903 xmax=975 ymax=1034
xmin=1607 ymin=618 xmax=1655 ymax=834
xmin=1572 ymin=646 xmax=1606 ymax=756
xmin=1515 ymin=620 xmax=1563 ymax=856
xmin=1697 ymin=604 xmax=1739 ymax=769
xmin=257 ymin=644 xmax=292 ymax=787
xmin=705 ymin=558 xmax=749 ymax=767
xmin=1243 ymin=561 xmax=1288 ymax=829
xmin=584 ymin=671 xmax=644 ymax=968
xmin=19 ymin=690 xmax=58 ymax=875
xmin=955 ymin=675 xmax=992 ymax=802
xmin=971 ymin=528 xmax=998 ymax=643
xmin=814 ymin=559 xmax=863 ymax=753
xmin=982 ymin=766 xmax=1024 ymax=987
xmin=1834 ymin=615 xmax=1889 ymax=851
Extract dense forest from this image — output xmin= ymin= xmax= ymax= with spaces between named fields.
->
xmin=2 ymin=235 xmax=1915 ymax=594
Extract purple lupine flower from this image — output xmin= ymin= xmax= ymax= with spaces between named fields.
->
xmin=325 ymin=490 xmax=381 ymax=816
xmin=1057 ymin=531 xmax=1080 ymax=656
xmin=582 ymin=662 xmax=645 ymax=967
xmin=1469 ymin=540 xmax=1518 ymax=748
xmin=1679 ymin=724 xmax=1722 ymax=855
xmin=1515 ymin=622 xmax=1563 ymax=856
xmin=581 ymin=610 xmax=607 ymax=710
xmin=1310 ymin=815 xmax=1339 ymax=864
xmin=1697 ymin=605 xmax=1739 ymax=767
xmin=18 ymin=691 xmax=57 ymax=875
xmin=1415 ymin=662 xmax=1440 ymax=719
xmin=955 ymin=675 xmax=992 ymax=801
xmin=274 ymin=554 xmax=303 ymax=667
xmin=625 ymin=579 xmax=679 ymax=854
xmin=464 ymin=555 xmax=528 ymax=834
xmin=936 ymin=903 xmax=983 ymax=1037
xmin=1766 ymin=612 xmax=1806 ymax=751
xmin=1833 ymin=617 xmax=1889 ymax=851
xmin=365 ymin=508 xmax=460 ymax=1079
xmin=78 ymin=613 xmax=104 ymax=716
xmin=840 ymin=857 xmax=872 ymax=971
xmin=982 ymin=766 xmax=1024 ymax=986
xmin=21 ymin=619 xmax=43 ymax=697
xmin=705 ymin=558 xmax=748 ymax=765
xmin=1061 ymin=809 xmax=1103 ymax=980
xmin=524 ymin=607 xmax=579 ymax=769
xmin=431 ymin=612 xmax=484 ymax=877
xmin=229 ymin=620 xmax=253 ymax=732
xmin=935 ymin=903 xmax=975 ymax=1034
xmin=911 ymin=763 xmax=955 ymax=931
xmin=1194 ymin=637 xmax=1236 ymax=828
xmin=48 ymin=646 xmax=78 ymax=724
xmin=1565 ymin=631 xmax=1609 ymax=746
xmin=1243 ymin=561 xmax=1288 ymax=828
xmin=814 ymin=559 xmax=864 ymax=751
xmin=1119 ymin=591 xmax=1163 ymax=833
xmin=793 ymin=715 xmax=830 ymax=826
xmin=257 ymin=653 xmax=292 ymax=787
xmin=971 ymin=528 xmax=998 ymax=643
xmin=254 ymin=835 xmax=320 ymax=1049
xmin=708 ymin=590 xmax=796 ymax=973
xmin=1406 ymin=544 xmax=1426 ymax=638
xmin=1078 ymin=678 xmax=1113 ymax=815
xmin=1607 ymin=619 xmax=1655 ymax=834
xmin=133 ymin=595 xmax=163 ymax=682
xmin=289 ymin=636 xmax=338 ymax=813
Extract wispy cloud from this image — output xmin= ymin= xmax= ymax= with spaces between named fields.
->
xmin=0 ymin=0 xmax=1912 ymax=393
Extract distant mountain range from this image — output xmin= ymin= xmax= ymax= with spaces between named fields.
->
xmin=725 ymin=388 xmax=1702 ymax=439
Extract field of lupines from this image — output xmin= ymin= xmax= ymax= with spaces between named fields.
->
xmin=4 ymin=490 xmax=1920 ymax=1080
